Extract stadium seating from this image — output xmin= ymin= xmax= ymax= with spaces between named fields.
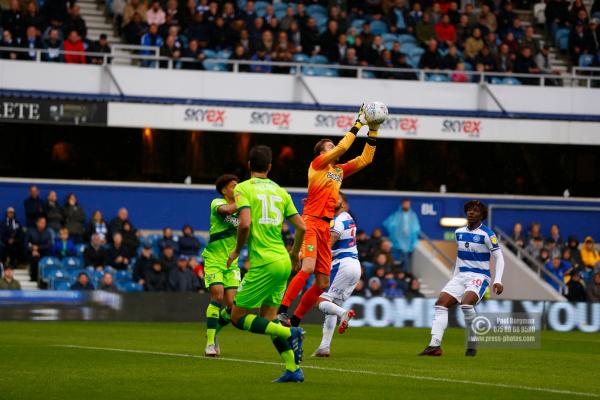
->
xmin=579 ymin=54 xmax=595 ymax=67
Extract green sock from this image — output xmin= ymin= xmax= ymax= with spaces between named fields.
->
xmin=238 ymin=315 xmax=291 ymax=340
xmin=270 ymin=320 xmax=298 ymax=372
xmin=206 ymin=301 xmax=221 ymax=346
xmin=215 ymin=308 xmax=231 ymax=335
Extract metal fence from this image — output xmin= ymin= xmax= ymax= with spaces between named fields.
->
xmin=2 ymin=45 xmax=600 ymax=88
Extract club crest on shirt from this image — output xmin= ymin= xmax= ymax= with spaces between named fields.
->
xmin=307 ymin=244 xmax=315 ymax=252
xmin=491 ymin=236 xmax=498 ymax=244
xmin=473 ymin=235 xmax=480 ymax=242
xmin=326 ymin=171 xmax=342 ymax=182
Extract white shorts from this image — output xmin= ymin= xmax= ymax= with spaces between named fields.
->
xmin=320 ymin=258 xmax=361 ymax=304
xmin=441 ymin=272 xmax=490 ymax=303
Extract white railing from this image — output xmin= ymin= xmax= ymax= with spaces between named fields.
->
xmin=2 ymin=45 xmax=600 ymax=88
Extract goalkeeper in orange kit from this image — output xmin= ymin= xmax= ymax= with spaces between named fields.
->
xmin=277 ymin=104 xmax=381 ymax=327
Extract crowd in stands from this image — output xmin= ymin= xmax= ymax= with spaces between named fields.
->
xmin=506 ymin=221 xmax=600 ymax=302
xmin=4 ymin=0 xmax=598 ymax=83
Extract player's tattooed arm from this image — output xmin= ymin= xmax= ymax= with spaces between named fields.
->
xmin=217 ymin=203 xmax=238 ymax=216
xmin=227 ymin=208 xmax=251 ymax=268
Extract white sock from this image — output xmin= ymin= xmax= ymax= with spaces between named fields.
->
xmin=429 ymin=306 xmax=448 ymax=347
xmin=319 ymin=314 xmax=337 ymax=349
xmin=461 ymin=305 xmax=477 ymax=349
xmin=318 ymin=300 xmax=346 ymax=318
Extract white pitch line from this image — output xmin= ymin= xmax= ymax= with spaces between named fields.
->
xmin=55 ymin=344 xmax=599 ymax=398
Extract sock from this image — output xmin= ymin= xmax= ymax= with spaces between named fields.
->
xmin=215 ymin=307 xmax=231 ymax=335
xmin=319 ymin=314 xmax=337 ymax=350
xmin=270 ymin=320 xmax=298 ymax=372
xmin=206 ymin=301 xmax=221 ymax=346
xmin=235 ymin=314 xmax=291 ymax=340
xmin=429 ymin=305 xmax=448 ymax=347
xmin=281 ymin=270 xmax=311 ymax=308
xmin=318 ymin=300 xmax=346 ymax=318
xmin=461 ymin=304 xmax=477 ymax=349
xmin=293 ymin=284 xmax=323 ymax=320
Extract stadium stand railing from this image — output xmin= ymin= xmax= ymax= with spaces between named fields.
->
xmin=2 ymin=46 xmax=600 ymax=88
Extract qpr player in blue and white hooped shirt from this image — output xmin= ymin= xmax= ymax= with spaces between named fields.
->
xmin=313 ymin=193 xmax=361 ymax=357
xmin=420 ymin=200 xmax=505 ymax=357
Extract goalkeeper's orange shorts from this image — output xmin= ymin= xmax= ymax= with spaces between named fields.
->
xmin=300 ymin=215 xmax=332 ymax=276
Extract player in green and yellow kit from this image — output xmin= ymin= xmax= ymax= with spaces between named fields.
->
xmin=225 ymin=145 xmax=307 ymax=383
xmin=202 ymin=174 xmax=240 ymax=357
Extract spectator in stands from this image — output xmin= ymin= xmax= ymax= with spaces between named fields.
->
xmin=320 ymin=20 xmax=340 ymax=62
xmin=63 ymin=193 xmax=85 ymax=243
xmin=547 ymin=224 xmax=563 ymax=246
xmin=45 ymin=191 xmax=62 ymax=234
xmin=178 ymin=224 xmax=201 ymax=256
xmin=526 ymin=222 xmax=544 ymax=246
xmin=568 ymin=22 xmax=592 ymax=65
xmin=108 ymin=232 xmax=131 ymax=270
xmin=42 ymin=0 xmax=69 ymax=25
xmin=366 ymin=276 xmax=383 ymax=298
xmin=146 ymin=0 xmax=166 ymax=26
xmin=0 ymin=265 xmax=21 ymax=290
xmin=353 ymin=278 xmax=366 ymax=297
xmin=133 ymin=243 xmax=156 ymax=285
xmin=455 ymin=15 xmax=471 ymax=48
xmin=415 ymin=12 xmax=435 ymax=45
xmin=25 ymin=216 xmax=52 ymax=281
xmin=84 ymin=233 xmax=109 ymax=270
xmin=188 ymin=256 xmax=205 ymax=286
xmin=474 ymin=46 xmax=497 ymax=72
xmin=63 ymin=30 xmax=86 ymax=64
xmin=281 ymin=221 xmax=295 ymax=250
xmin=581 ymin=236 xmax=600 ymax=270
xmin=123 ymin=12 xmax=147 ymax=45
xmin=52 ymin=227 xmax=76 ymax=260
xmin=140 ymin=23 xmax=164 ymax=66
xmin=21 ymin=25 xmax=43 ymax=61
xmin=451 ymin=62 xmax=469 ymax=82
xmin=144 ymin=259 xmax=167 ymax=291
xmin=373 ymin=252 xmax=393 ymax=274
xmin=63 ymin=4 xmax=87 ymax=39
xmin=394 ymin=53 xmax=418 ymax=80
xmin=441 ymin=44 xmax=460 ymax=70
xmin=24 ymin=185 xmax=46 ymax=228
xmin=405 ymin=278 xmax=424 ymax=299
xmin=545 ymin=0 xmax=570 ymax=38
xmin=545 ymin=238 xmax=561 ymax=259
xmin=183 ymin=39 xmax=206 ymax=70
xmin=566 ymin=271 xmax=587 ymax=302
xmin=168 ymin=254 xmax=201 ymax=292
xmin=71 ymin=272 xmax=94 ymax=291
xmin=0 ymin=207 xmax=24 ymax=267
xmin=249 ymin=45 xmax=272 ymax=73
xmin=503 ymin=31 xmax=520 ymax=54
xmin=43 ymin=28 xmax=63 ymax=62
xmin=88 ymin=34 xmax=111 ymax=65
xmin=120 ymin=221 xmax=139 ymax=257
xmin=2 ymin=0 xmax=23 ymax=38
xmin=300 ymin=17 xmax=319 ymax=55
xmin=587 ymin=272 xmax=600 ymax=302
xmin=383 ymin=274 xmax=404 ymax=298
xmin=160 ymin=34 xmax=182 ymax=68
xmin=280 ymin=5 xmax=296 ymax=32
xmin=383 ymin=198 xmax=420 ymax=272
xmin=537 ymin=248 xmax=551 ymax=266
xmin=510 ymin=222 xmax=526 ymax=248
xmin=508 ymin=17 xmax=525 ymax=42
xmin=526 ymin=236 xmax=544 ymax=259
xmin=419 ymin=38 xmax=441 ymax=70
xmin=435 ymin=14 xmax=456 ymax=49
xmin=520 ymin=26 xmax=540 ymax=55
xmin=85 ymin=210 xmax=108 ymax=243
xmin=123 ymin=0 xmax=148 ymax=27
xmin=356 ymin=229 xmax=370 ymax=262
xmin=480 ymin=4 xmax=497 ymax=33
xmin=464 ymin=28 xmax=484 ymax=63
xmin=498 ymin=1 xmax=517 ymax=36
xmin=566 ymin=236 xmax=584 ymax=268
xmin=108 ymin=207 xmax=130 ymax=240
xmin=272 ymin=32 xmax=293 ymax=74
xmin=99 ymin=272 xmax=118 ymax=292
xmin=367 ymin=228 xmax=383 ymax=260
xmin=157 ymin=227 xmax=178 ymax=254
xmin=497 ymin=43 xmax=514 ymax=72
xmin=160 ymin=244 xmax=177 ymax=272
xmin=535 ymin=44 xmax=561 ymax=85
xmin=545 ymin=256 xmax=572 ymax=292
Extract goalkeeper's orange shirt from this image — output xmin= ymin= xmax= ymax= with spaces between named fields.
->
xmin=303 ymin=132 xmax=376 ymax=220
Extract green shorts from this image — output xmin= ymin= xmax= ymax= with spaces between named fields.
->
xmin=204 ymin=263 xmax=241 ymax=289
xmin=234 ymin=256 xmax=291 ymax=309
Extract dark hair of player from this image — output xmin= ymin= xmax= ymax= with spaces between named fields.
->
xmin=313 ymin=139 xmax=334 ymax=157
xmin=215 ymin=174 xmax=239 ymax=195
xmin=463 ymin=200 xmax=488 ymax=220
xmin=249 ymin=145 xmax=272 ymax=172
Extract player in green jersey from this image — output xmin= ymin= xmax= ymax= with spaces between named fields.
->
xmin=225 ymin=145 xmax=307 ymax=383
xmin=202 ymin=174 xmax=240 ymax=357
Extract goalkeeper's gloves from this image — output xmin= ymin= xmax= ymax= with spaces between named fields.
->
xmin=351 ymin=103 xmax=367 ymax=134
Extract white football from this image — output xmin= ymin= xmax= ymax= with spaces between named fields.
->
xmin=364 ymin=101 xmax=388 ymax=125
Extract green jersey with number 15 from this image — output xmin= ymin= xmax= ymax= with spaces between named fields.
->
xmin=234 ymin=177 xmax=299 ymax=268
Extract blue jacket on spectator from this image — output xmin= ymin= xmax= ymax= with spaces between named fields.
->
xmin=140 ymin=32 xmax=164 ymax=55
xmin=168 ymin=266 xmax=200 ymax=292
xmin=25 ymin=227 xmax=53 ymax=256
xmin=179 ymin=234 xmax=201 ymax=256
xmin=544 ymin=259 xmax=572 ymax=292
xmin=52 ymin=238 xmax=77 ymax=259
xmin=0 ymin=214 xmax=24 ymax=244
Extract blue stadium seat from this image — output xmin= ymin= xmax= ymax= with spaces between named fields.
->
xmin=314 ymin=14 xmax=328 ymax=29
xmin=202 ymin=49 xmax=217 ymax=59
xmin=309 ymin=55 xmax=329 ymax=64
xmin=370 ymin=20 xmax=388 ymax=35
xmin=382 ymin=33 xmax=399 ymax=43
xmin=463 ymin=62 xmax=474 ymax=71
xmin=292 ymin=53 xmax=310 ymax=63
xmin=384 ymin=41 xmax=396 ymax=51
xmin=115 ymin=270 xmax=133 ymax=281
xmin=94 ymin=270 xmax=105 ymax=281
xmin=217 ymin=49 xmax=232 ymax=59
xmin=490 ymin=77 xmax=504 ymax=84
xmin=254 ymin=1 xmax=269 ymax=17
xmin=41 ymin=265 xmax=65 ymax=283
xmin=67 ymin=269 xmax=87 ymax=283
xmin=502 ymin=77 xmax=521 ymax=85
xmin=63 ymin=256 xmax=83 ymax=269
xmin=203 ymin=60 xmax=227 ymax=71
xmin=361 ymin=70 xmax=376 ymax=79
xmin=52 ymin=279 xmax=72 ymax=291
xmin=558 ymin=35 xmax=569 ymax=51
xmin=351 ymin=19 xmax=366 ymax=33
xmin=426 ymin=74 xmax=450 ymax=82
xmin=579 ymin=54 xmax=595 ymax=67
xmin=236 ymin=0 xmax=247 ymax=9
xmin=194 ymin=235 xmax=207 ymax=248
xmin=76 ymin=243 xmax=86 ymax=256
xmin=307 ymin=4 xmax=327 ymax=17
xmin=398 ymin=34 xmax=417 ymax=45
xmin=39 ymin=256 xmax=62 ymax=270
xmin=400 ymin=42 xmax=417 ymax=54
xmin=116 ymin=281 xmax=144 ymax=292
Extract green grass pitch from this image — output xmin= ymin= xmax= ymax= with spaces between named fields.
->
xmin=1 ymin=322 xmax=598 ymax=400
